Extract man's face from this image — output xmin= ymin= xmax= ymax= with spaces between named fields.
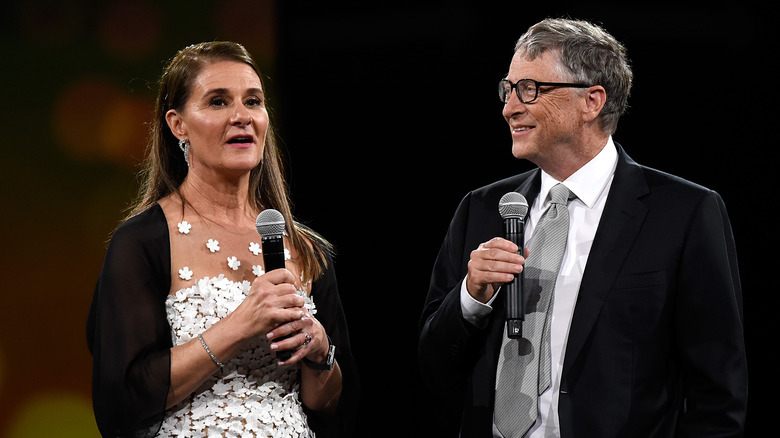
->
xmin=502 ymin=50 xmax=584 ymax=168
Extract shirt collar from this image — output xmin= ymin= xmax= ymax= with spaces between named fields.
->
xmin=538 ymin=136 xmax=618 ymax=209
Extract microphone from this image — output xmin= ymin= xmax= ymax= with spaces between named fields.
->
xmin=255 ymin=208 xmax=292 ymax=359
xmin=498 ymin=192 xmax=529 ymax=339
xmin=255 ymin=208 xmax=287 ymax=272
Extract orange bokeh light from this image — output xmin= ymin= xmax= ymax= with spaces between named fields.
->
xmin=53 ymin=78 xmax=153 ymax=167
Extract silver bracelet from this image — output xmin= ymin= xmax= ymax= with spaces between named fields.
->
xmin=198 ymin=333 xmax=225 ymax=368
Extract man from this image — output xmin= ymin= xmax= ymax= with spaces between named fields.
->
xmin=418 ymin=18 xmax=747 ymax=437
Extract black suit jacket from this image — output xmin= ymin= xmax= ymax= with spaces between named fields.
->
xmin=418 ymin=144 xmax=747 ymax=437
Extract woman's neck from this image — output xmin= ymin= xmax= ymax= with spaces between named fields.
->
xmin=178 ymin=172 xmax=257 ymax=227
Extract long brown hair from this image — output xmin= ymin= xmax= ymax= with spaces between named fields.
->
xmin=126 ymin=41 xmax=331 ymax=281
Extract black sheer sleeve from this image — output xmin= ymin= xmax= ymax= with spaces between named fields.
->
xmin=304 ymin=251 xmax=360 ymax=438
xmin=86 ymin=205 xmax=172 ymax=437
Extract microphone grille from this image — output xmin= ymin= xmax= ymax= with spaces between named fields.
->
xmin=256 ymin=209 xmax=286 ymax=236
xmin=498 ymin=192 xmax=529 ymax=220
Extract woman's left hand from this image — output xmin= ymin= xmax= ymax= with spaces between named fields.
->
xmin=266 ymin=311 xmax=329 ymax=365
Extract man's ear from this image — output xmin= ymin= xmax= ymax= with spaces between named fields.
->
xmin=582 ymin=85 xmax=607 ymax=124
xmin=165 ymin=109 xmax=186 ymax=139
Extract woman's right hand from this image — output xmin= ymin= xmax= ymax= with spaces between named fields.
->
xmin=168 ymin=268 xmax=305 ymax=407
xmin=227 ymin=268 xmax=306 ymax=342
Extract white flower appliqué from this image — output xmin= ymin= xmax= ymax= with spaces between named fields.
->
xmin=159 ymin=277 xmax=314 ymax=436
xmin=284 ymin=248 xmax=291 ymax=261
xmin=227 ymin=256 xmax=240 ymax=271
xmin=252 ymin=265 xmax=265 ymax=276
xmin=178 ymin=266 xmax=193 ymax=280
xmin=207 ymin=239 xmax=220 ymax=253
xmin=249 ymin=242 xmax=261 ymax=256
xmin=177 ymin=221 xmax=192 ymax=234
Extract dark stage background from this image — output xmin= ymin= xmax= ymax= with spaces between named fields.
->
xmin=0 ymin=1 xmax=774 ymax=436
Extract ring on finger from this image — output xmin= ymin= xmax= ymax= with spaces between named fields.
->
xmin=302 ymin=332 xmax=312 ymax=346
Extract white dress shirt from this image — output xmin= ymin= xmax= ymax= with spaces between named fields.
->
xmin=460 ymin=137 xmax=618 ymax=438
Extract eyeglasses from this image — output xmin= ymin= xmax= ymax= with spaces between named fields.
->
xmin=498 ymin=78 xmax=592 ymax=104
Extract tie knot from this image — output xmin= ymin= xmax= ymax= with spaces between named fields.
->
xmin=548 ymin=183 xmax=572 ymax=205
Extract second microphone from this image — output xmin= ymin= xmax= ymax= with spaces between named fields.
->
xmin=498 ymin=192 xmax=529 ymax=339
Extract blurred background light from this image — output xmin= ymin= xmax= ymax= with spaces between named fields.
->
xmin=97 ymin=1 xmax=162 ymax=62
xmin=53 ymin=78 xmax=152 ymax=166
xmin=5 ymin=393 xmax=98 ymax=437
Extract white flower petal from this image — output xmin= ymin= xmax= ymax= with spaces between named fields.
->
xmin=227 ymin=256 xmax=240 ymax=270
xmin=177 ymin=220 xmax=192 ymax=234
xmin=178 ymin=266 xmax=193 ymax=280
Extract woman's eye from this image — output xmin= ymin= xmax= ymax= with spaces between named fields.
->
xmin=246 ymin=97 xmax=263 ymax=107
xmin=209 ymin=97 xmax=227 ymax=106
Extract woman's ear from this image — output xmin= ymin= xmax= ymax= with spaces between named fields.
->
xmin=165 ymin=109 xmax=186 ymax=139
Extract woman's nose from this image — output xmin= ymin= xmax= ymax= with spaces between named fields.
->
xmin=230 ymin=107 xmax=251 ymax=125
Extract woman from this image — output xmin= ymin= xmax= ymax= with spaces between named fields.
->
xmin=87 ymin=41 xmax=357 ymax=437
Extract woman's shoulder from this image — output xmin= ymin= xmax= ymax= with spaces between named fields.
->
xmin=101 ymin=203 xmax=171 ymax=280
xmin=111 ymin=203 xmax=168 ymax=245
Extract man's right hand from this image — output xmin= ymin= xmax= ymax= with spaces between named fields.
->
xmin=466 ymin=237 xmax=527 ymax=303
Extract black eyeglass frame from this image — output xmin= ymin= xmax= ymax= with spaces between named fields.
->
xmin=499 ymin=78 xmax=593 ymax=104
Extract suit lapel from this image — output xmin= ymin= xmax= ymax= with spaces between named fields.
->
xmin=561 ymin=146 xmax=650 ymax=380
xmin=517 ymin=173 xmax=542 ymax=220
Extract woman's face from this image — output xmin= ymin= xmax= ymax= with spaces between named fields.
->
xmin=167 ymin=60 xmax=269 ymax=179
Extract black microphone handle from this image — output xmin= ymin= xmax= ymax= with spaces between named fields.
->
xmin=261 ymin=233 xmax=292 ymax=359
xmin=504 ymin=217 xmax=525 ymax=339
xmin=262 ymin=234 xmax=286 ymax=271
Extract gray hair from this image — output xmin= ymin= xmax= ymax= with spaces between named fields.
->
xmin=515 ymin=18 xmax=633 ymax=135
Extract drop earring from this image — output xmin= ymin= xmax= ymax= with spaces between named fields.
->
xmin=178 ymin=138 xmax=190 ymax=167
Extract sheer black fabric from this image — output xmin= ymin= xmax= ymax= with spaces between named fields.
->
xmin=87 ymin=204 xmax=359 ymax=437
xmin=87 ymin=205 xmax=172 ymax=437
xmin=302 ymin=247 xmax=360 ymax=438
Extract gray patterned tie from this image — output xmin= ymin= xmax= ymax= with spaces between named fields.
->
xmin=494 ymin=183 xmax=573 ymax=437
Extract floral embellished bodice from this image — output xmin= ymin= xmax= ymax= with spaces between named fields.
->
xmin=154 ymin=215 xmax=317 ymax=437
xmin=172 ymin=218 xmax=290 ymax=286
